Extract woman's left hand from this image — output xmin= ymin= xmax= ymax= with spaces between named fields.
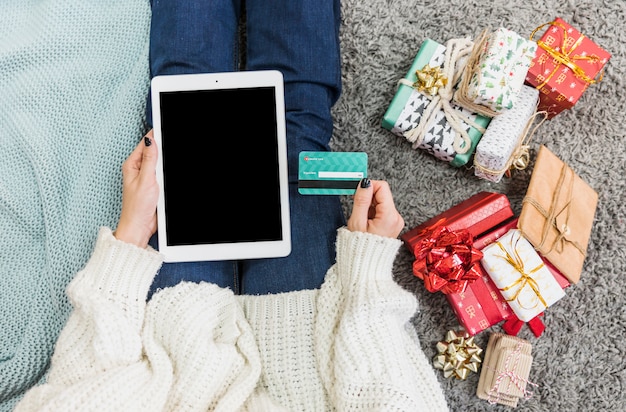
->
xmin=114 ymin=130 xmax=159 ymax=248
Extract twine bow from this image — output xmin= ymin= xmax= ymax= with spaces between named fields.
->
xmin=495 ymin=237 xmax=548 ymax=311
xmin=530 ymin=20 xmax=604 ymax=90
xmin=487 ymin=342 xmax=538 ymax=404
xmin=398 ymin=37 xmax=486 ymax=154
xmin=521 ymin=164 xmax=586 ymax=257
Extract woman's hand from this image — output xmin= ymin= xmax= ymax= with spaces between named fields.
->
xmin=114 ymin=130 xmax=159 ymax=248
xmin=347 ymin=178 xmax=405 ymax=239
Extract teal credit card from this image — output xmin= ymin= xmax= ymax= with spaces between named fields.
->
xmin=298 ymin=151 xmax=368 ymax=195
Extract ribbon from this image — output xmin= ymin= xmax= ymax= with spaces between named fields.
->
xmin=495 ymin=237 xmax=548 ymax=311
xmin=433 ymin=330 xmax=483 ymax=380
xmin=502 ymin=312 xmax=546 ymax=338
xmin=487 ymin=341 xmax=538 ymax=404
xmin=530 ymin=20 xmax=604 ymax=90
xmin=412 ymin=224 xmax=483 ymax=294
xmin=521 ymin=163 xmax=586 ymax=258
xmin=397 ymin=37 xmax=486 ymax=154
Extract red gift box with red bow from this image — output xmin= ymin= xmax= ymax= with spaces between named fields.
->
xmin=402 ymin=191 xmax=514 ymax=295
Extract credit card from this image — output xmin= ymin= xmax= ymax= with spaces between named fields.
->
xmin=298 ymin=151 xmax=368 ymax=195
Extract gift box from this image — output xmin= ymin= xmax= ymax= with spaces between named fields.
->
xmin=474 ymin=217 xmax=569 ymax=338
xmin=473 ymin=85 xmax=541 ymax=183
xmin=477 ymin=333 xmax=536 ymax=408
xmin=446 ymin=265 xmax=514 ymax=336
xmin=382 ymin=38 xmax=491 ymax=167
xmin=402 ymin=191 xmax=514 ymax=249
xmin=481 ymin=228 xmax=566 ymax=322
xmin=475 ymin=217 xmax=571 ymax=290
xmin=525 ymin=18 xmax=611 ymax=118
xmin=455 ymin=28 xmax=537 ymax=117
xmin=402 ymin=192 xmax=514 ymax=295
xmin=517 ymin=145 xmax=598 ymax=284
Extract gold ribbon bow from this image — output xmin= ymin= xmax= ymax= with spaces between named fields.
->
xmin=413 ymin=64 xmax=448 ymax=96
xmin=397 ymin=37 xmax=486 ymax=154
xmin=496 ymin=238 xmax=548 ymax=310
xmin=433 ymin=330 xmax=483 ymax=380
xmin=530 ymin=21 xmax=604 ymax=90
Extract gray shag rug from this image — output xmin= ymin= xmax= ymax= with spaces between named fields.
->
xmin=331 ymin=1 xmax=626 ymax=411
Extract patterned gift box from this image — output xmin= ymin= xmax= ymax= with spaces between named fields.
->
xmin=473 ymin=85 xmax=540 ymax=183
xmin=481 ymin=229 xmax=566 ymax=322
xmin=402 ymin=191 xmax=514 ymax=251
xmin=382 ymin=38 xmax=491 ymax=167
xmin=517 ymin=145 xmax=598 ymax=284
xmin=525 ymin=18 xmax=611 ymax=118
xmin=446 ymin=265 xmax=513 ymax=336
xmin=455 ymin=28 xmax=537 ymax=116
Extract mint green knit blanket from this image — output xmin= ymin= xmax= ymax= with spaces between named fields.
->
xmin=0 ymin=1 xmax=151 ymax=409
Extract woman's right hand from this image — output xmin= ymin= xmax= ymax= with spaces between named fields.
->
xmin=347 ymin=179 xmax=405 ymax=239
xmin=114 ymin=130 xmax=159 ymax=248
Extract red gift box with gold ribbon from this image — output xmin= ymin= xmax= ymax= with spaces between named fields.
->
xmin=525 ymin=18 xmax=611 ymax=118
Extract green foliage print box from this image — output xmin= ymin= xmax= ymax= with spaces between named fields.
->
xmin=382 ymin=38 xmax=490 ymax=167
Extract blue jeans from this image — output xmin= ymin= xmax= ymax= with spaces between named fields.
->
xmin=147 ymin=0 xmax=345 ymax=295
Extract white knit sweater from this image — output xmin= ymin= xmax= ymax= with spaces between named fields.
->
xmin=14 ymin=227 xmax=449 ymax=411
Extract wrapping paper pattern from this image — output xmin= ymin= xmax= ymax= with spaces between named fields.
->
xmin=481 ymin=229 xmax=565 ymax=322
xmin=525 ymin=18 xmax=611 ymax=118
xmin=473 ymin=85 xmax=540 ymax=182
xmin=446 ymin=269 xmax=513 ymax=336
xmin=460 ymin=28 xmax=537 ymax=113
xmin=382 ymin=39 xmax=490 ymax=167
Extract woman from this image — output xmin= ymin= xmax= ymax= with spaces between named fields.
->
xmin=15 ymin=134 xmax=448 ymax=411
xmin=15 ymin=0 xmax=449 ymax=409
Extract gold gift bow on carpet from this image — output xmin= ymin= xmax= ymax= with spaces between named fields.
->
xmin=521 ymin=164 xmax=587 ymax=258
xmin=398 ymin=37 xmax=486 ymax=154
xmin=495 ymin=236 xmax=548 ymax=311
xmin=530 ymin=20 xmax=604 ymax=90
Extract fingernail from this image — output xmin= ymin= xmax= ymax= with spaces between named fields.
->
xmin=360 ymin=178 xmax=371 ymax=189
xmin=144 ymin=136 xmax=152 ymax=147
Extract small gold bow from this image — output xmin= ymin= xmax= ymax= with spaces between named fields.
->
xmin=413 ymin=64 xmax=448 ymax=96
xmin=433 ymin=330 xmax=483 ymax=380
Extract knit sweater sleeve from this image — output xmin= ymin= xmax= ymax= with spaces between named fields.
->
xmin=315 ymin=228 xmax=449 ymax=411
xmin=14 ymin=227 xmax=164 ymax=411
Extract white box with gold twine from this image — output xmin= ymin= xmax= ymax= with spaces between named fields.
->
xmin=480 ymin=229 xmax=565 ymax=322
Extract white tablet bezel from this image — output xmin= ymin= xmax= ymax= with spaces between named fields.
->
xmin=151 ymin=70 xmax=291 ymax=262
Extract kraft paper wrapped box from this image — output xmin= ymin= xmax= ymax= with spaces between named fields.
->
xmin=481 ymin=229 xmax=566 ymax=322
xmin=517 ymin=145 xmax=598 ymax=284
xmin=402 ymin=192 xmax=514 ymax=295
xmin=382 ymin=38 xmax=491 ymax=167
xmin=477 ymin=333 xmax=535 ymax=408
xmin=473 ymin=85 xmax=540 ymax=183
xmin=455 ymin=27 xmax=537 ymax=117
xmin=525 ymin=18 xmax=611 ymax=118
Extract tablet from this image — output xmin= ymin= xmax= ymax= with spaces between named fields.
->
xmin=150 ymin=70 xmax=291 ymax=262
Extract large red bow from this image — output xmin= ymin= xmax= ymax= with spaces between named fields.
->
xmin=412 ymin=225 xmax=483 ymax=294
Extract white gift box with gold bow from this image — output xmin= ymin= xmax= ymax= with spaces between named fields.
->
xmin=480 ymin=229 xmax=565 ymax=322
